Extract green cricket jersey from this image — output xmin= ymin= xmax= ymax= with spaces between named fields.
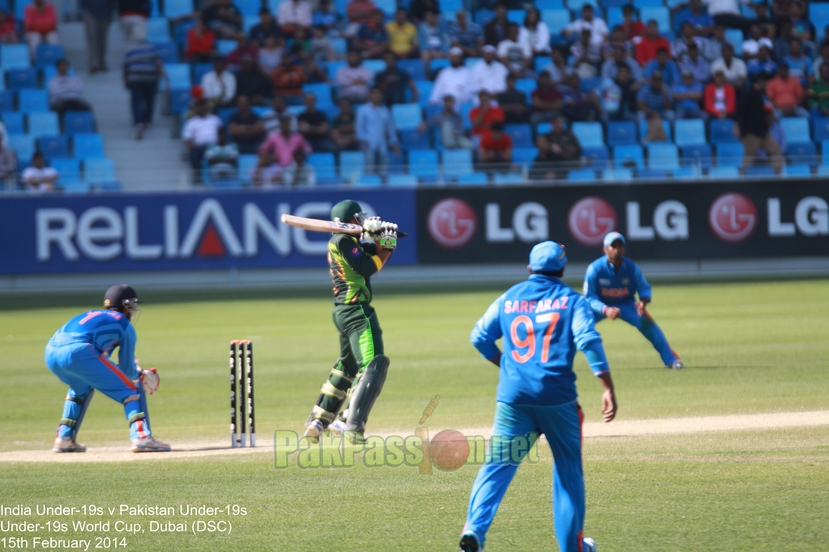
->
xmin=328 ymin=233 xmax=384 ymax=305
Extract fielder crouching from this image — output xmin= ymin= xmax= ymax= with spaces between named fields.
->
xmin=44 ymin=284 xmax=170 ymax=453
xmin=303 ymin=199 xmax=398 ymax=446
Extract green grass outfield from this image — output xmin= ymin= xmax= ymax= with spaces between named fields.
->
xmin=1 ymin=279 xmax=828 ymax=551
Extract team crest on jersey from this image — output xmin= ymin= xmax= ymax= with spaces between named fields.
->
xmin=352 ymin=247 xmax=361 ymax=256
xmin=622 ymin=278 xmax=629 ymax=285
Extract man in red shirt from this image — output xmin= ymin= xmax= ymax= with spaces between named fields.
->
xmin=621 ymin=4 xmax=645 ymax=40
xmin=766 ymin=61 xmax=808 ymax=117
xmin=479 ymin=121 xmax=513 ymax=166
xmin=24 ymin=0 xmax=58 ymax=59
xmin=531 ymin=71 xmax=563 ymax=125
xmin=270 ymin=52 xmax=307 ymax=104
xmin=469 ymin=90 xmax=505 ymax=136
xmin=635 ymin=20 xmax=670 ymax=66
xmin=185 ymin=15 xmax=216 ymax=62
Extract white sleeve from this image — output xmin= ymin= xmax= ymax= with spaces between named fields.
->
xmin=182 ymin=119 xmax=196 ymax=141
xmin=225 ymin=73 xmax=237 ymax=102
xmin=497 ymin=41 xmax=509 ymax=57
xmin=595 ymin=19 xmax=608 ymax=37
xmin=536 ymin=22 xmax=551 ymax=52
xmin=429 ymin=73 xmax=444 ymax=104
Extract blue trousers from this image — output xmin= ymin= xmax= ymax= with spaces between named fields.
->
xmin=464 ymin=401 xmax=586 ymax=552
xmin=595 ymin=301 xmax=679 ymax=366
xmin=45 ymin=343 xmax=150 ymax=441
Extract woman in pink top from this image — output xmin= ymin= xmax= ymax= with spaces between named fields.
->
xmin=24 ymin=0 xmax=59 ymax=58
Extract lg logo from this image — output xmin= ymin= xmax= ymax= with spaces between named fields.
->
xmin=568 ymin=197 xmax=617 ymax=246
xmin=708 ymin=193 xmax=758 ymax=243
xmin=427 ymin=198 xmax=477 ymax=248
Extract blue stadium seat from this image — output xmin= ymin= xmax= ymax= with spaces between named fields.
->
xmin=398 ymin=59 xmax=426 ymax=81
xmin=726 ymin=29 xmax=744 ymax=55
xmin=716 ymin=142 xmax=744 ymax=166
xmin=327 ymin=60 xmax=346 ymax=81
xmin=429 ymin=58 xmax=451 ymax=78
xmin=537 ymin=0 xmax=565 ymax=7
xmin=607 ymin=121 xmax=637 ymax=146
xmin=639 ymin=119 xmax=671 ymax=142
xmin=85 ymin=158 xmax=117 ymax=185
xmin=744 ymin=165 xmax=775 ymax=178
xmin=708 ymin=166 xmax=739 ymax=179
xmin=493 ymin=172 xmax=525 ymax=185
xmin=388 ymin=173 xmax=418 ymax=187
xmin=28 ymin=112 xmax=59 ymax=136
xmin=504 ymin=124 xmax=534 ymax=147
xmin=307 ymin=153 xmax=337 ymax=180
xmin=635 ymin=0 xmax=663 ymax=6
xmin=73 ymin=133 xmax=105 ymax=159
xmin=0 ymin=89 xmax=13 ymax=111
xmin=580 ymin=77 xmax=602 ymax=92
xmin=363 ymin=60 xmax=386 ymax=75
xmin=216 ymin=107 xmax=235 ymax=126
xmin=474 ymin=9 xmax=494 ymax=25
xmin=63 ymin=111 xmax=95 ymax=134
xmin=154 ymin=41 xmax=180 ymax=63
xmin=442 ymin=0 xmax=463 ymax=12
xmin=238 ymin=154 xmax=258 ymax=184
xmin=567 ymin=169 xmax=596 ymax=182
xmin=582 ymin=145 xmax=609 ymax=169
xmin=542 ymin=9 xmax=571 ymax=35
xmin=392 ymin=103 xmax=422 ymax=131
xmin=442 ymin=149 xmax=473 ymax=176
xmin=388 ymin=148 xmax=406 ymax=174
xmin=810 ymin=3 xmax=829 ymax=41
xmin=61 ymin=180 xmax=92 ymax=194
xmin=572 ymin=122 xmax=604 ymax=148
xmin=534 ymin=57 xmax=551 ymax=73
xmin=50 ymin=160 xmax=81 ymax=184
xmin=0 ymin=68 xmax=5 ymax=90
xmin=1 ymin=44 xmax=30 ymax=69
xmin=536 ymin=122 xmax=552 ymax=135
xmin=355 ymin=174 xmax=382 ymax=187
xmin=813 ymin=117 xmax=829 ymax=142
xmin=37 ymin=135 xmax=70 ymax=158
xmin=460 ymin=102 xmax=474 ymax=129
xmin=783 ymin=164 xmax=812 ymax=176
xmin=303 ymin=82 xmax=333 ymax=108
xmin=568 ymin=0 xmax=596 ymax=10
xmin=8 ymin=134 xmax=35 ymax=161
xmin=165 ymin=63 xmax=192 ymax=89
xmin=512 ymin=147 xmax=539 ymax=164
xmin=637 ymin=168 xmax=670 ymax=179
xmin=680 ymin=144 xmax=712 ymax=169
xmin=515 ymin=78 xmax=536 ymax=96
xmin=603 ymin=168 xmax=634 ymax=182
xmin=1 ymin=111 xmax=23 ymax=134
xmin=674 ymin=119 xmax=707 ymax=147
xmin=647 ymin=144 xmax=679 ymax=170
xmin=672 ymin=166 xmax=700 ymax=180
xmin=164 ymin=0 xmax=193 ymax=18
xmin=709 ymin=118 xmax=738 ymax=143
xmin=606 ymin=7 xmax=623 ymax=28
xmin=169 ymin=88 xmax=192 ymax=114
xmin=409 ymin=149 xmax=439 ymax=179
xmin=147 ymin=17 xmax=171 ymax=43
xmin=35 ymin=44 xmax=64 ymax=69
xmin=331 ymin=38 xmax=347 ymax=56
xmin=818 ymin=164 xmax=829 ymax=176
xmin=780 ymin=117 xmax=811 ymax=144
xmin=613 ymin=145 xmax=644 ymax=169
xmin=464 ymin=57 xmax=482 ymax=68
xmin=786 ymin=141 xmax=817 ymax=162
xmin=217 ymin=39 xmax=236 ymax=55
xmin=640 ymin=6 xmax=669 ymax=30
xmin=7 ymin=68 xmax=38 ymax=90
xmin=173 ymin=19 xmax=195 ymax=48
xmin=235 ymin=0 xmax=261 ymax=16
xmin=413 ymin=80 xmax=433 ymax=106
xmin=457 ymin=172 xmax=489 ymax=185
xmin=401 ymin=129 xmax=431 ymax=150
xmin=212 ymin=178 xmax=243 ymax=189
xmin=339 ymin=151 xmax=365 ymax=179
xmin=507 ymin=9 xmax=524 ymax=24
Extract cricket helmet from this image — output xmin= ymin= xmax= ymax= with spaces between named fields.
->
xmin=104 ymin=284 xmax=140 ymax=318
xmin=331 ymin=200 xmax=365 ymax=223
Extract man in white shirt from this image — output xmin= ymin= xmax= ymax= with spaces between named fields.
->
xmin=182 ymin=100 xmax=223 ymax=181
xmin=470 ymin=44 xmax=508 ymax=96
xmin=429 ymin=47 xmax=474 ymax=106
xmin=278 ymin=0 xmax=312 ymax=34
xmin=710 ymin=42 xmax=747 ymax=88
xmin=201 ymin=57 xmax=237 ymax=107
xmin=741 ymin=23 xmax=772 ymax=59
xmin=22 ymin=152 xmax=58 ymax=193
xmin=564 ymin=4 xmax=608 ymax=48
xmin=497 ymin=23 xmax=532 ymax=78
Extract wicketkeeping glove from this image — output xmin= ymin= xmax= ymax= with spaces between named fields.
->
xmin=140 ymin=367 xmax=160 ymax=395
xmin=379 ymin=222 xmax=398 ymax=251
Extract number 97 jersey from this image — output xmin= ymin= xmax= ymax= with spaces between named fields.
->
xmin=470 ymin=274 xmax=606 ymax=407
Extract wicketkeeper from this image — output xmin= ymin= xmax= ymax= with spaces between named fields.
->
xmin=44 ymin=284 xmax=170 ymax=453
xmin=303 ymin=199 xmax=398 ymax=445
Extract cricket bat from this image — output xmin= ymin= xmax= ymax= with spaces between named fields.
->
xmin=281 ymin=214 xmax=408 ymax=237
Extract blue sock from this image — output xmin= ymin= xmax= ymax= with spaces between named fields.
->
xmin=124 ymin=400 xmax=150 ymax=440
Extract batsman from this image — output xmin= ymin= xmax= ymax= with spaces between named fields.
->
xmin=303 ymin=199 xmax=398 ymax=445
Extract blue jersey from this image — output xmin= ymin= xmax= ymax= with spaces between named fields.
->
xmin=470 ymin=275 xmax=609 ymax=406
xmin=47 ymin=310 xmax=139 ymax=379
xmin=583 ymin=256 xmax=652 ymax=314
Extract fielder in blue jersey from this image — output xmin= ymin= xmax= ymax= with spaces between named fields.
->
xmin=583 ymin=232 xmax=683 ymax=369
xmin=45 ymin=284 xmax=169 ymax=453
xmin=461 ymin=241 xmax=617 ymax=552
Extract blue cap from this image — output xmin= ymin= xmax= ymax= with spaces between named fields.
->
xmin=529 ymin=241 xmax=568 ymax=272
xmin=603 ymin=232 xmax=625 ymax=248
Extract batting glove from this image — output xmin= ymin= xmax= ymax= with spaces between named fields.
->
xmin=140 ymin=367 xmax=160 ymax=395
xmin=379 ymin=222 xmax=398 ymax=251
xmin=362 ymin=216 xmax=383 ymax=235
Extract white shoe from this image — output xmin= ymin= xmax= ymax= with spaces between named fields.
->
xmin=303 ymin=420 xmax=324 ymax=443
xmin=53 ymin=436 xmax=86 ymax=453
xmin=131 ymin=436 xmax=171 ymax=453
xmin=459 ymin=531 xmax=483 ymax=552
xmin=668 ymin=360 xmax=684 ymax=369
xmin=329 ymin=419 xmax=347 ymax=435
xmin=583 ymin=537 xmax=597 ymax=552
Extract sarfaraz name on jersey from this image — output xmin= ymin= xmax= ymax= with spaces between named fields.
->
xmin=504 ymin=297 xmax=570 ymax=315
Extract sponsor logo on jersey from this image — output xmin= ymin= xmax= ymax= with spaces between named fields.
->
xmin=568 ymin=197 xmax=617 ymax=246
xmin=427 ymin=198 xmax=477 ymax=249
xmin=599 ymin=278 xmax=611 ymax=285
xmin=708 ymin=193 xmax=757 ymax=243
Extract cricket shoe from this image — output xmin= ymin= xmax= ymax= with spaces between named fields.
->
xmin=583 ymin=537 xmax=597 ymax=552
xmin=53 ymin=437 xmax=86 ymax=453
xmin=303 ymin=420 xmax=324 ymax=443
xmin=343 ymin=429 xmax=365 ymax=445
xmin=667 ymin=360 xmax=684 ymax=370
xmin=329 ymin=419 xmax=347 ymax=436
xmin=459 ymin=531 xmax=483 ymax=552
xmin=131 ymin=436 xmax=171 ymax=453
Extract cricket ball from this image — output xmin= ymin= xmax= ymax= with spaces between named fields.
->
xmin=430 ymin=430 xmax=470 ymax=472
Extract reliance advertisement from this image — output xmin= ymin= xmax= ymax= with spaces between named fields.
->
xmin=417 ymin=181 xmax=829 ymax=263
xmin=0 ymin=190 xmax=417 ymax=274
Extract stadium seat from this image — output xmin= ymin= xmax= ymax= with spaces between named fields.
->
xmin=154 ymin=41 xmax=180 ymax=63
xmin=85 ymin=158 xmax=117 ymax=185
xmin=572 ymin=122 xmax=604 ymax=148
xmin=580 ymin=77 xmax=602 ymax=92
xmin=783 ymin=164 xmax=812 ymax=176
xmin=582 ymin=145 xmax=610 ymax=169
xmin=637 ymin=168 xmax=670 ymax=179
xmin=398 ymin=59 xmax=426 ymax=81
xmin=542 ymin=9 xmax=571 ymax=35
xmin=9 ymin=134 xmax=34 ymax=161
xmin=442 ymin=0 xmax=463 ymax=12
xmin=639 ymin=7 xmax=669 ymax=31
xmin=73 ymin=133 xmax=105 ymax=159
xmin=613 ymin=145 xmax=644 ymax=169
xmin=507 ymin=9 xmax=523 ymax=24
xmin=7 ymin=67 xmax=37 ymax=90
xmin=456 ymin=172 xmax=489 ymax=185
xmin=567 ymin=169 xmax=596 ymax=182
xmin=639 ymin=119 xmax=671 ymax=142
xmin=238 ymin=154 xmax=258 ymax=184
xmin=303 ymin=83 xmax=333 ymax=108
xmin=674 ymin=119 xmax=707 ymax=147
xmin=493 ymin=172 xmax=524 ymax=185
xmin=172 ymin=19 xmax=195 ymax=48
xmin=331 ymin=38 xmax=347 ymax=56
xmin=363 ymin=60 xmax=386 ymax=75
xmin=512 ymin=147 xmax=539 ymax=165
xmin=1 ymin=44 xmax=29 ymax=69
xmin=355 ymin=174 xmax=382 ymax=187
xmin=603 ymin=168 xmax=634 ymax=182
xmin=672 ymin=166 xmax=700 ymax=180
xmin=28 ymin=112 xmax=59 ymax=136
xmin=307 ymin=153 xmax=336 ymax=180
xmin=708 ymin=166 xmax=739 ymax=179
xmin=709 ymin=118 xmax=738 ymax=143
xmin=818 ymin=164 xmax=829 ymax=176
xmin=680 ymin=144 xmax=713 ymax=169
xmin=235 ymin=0 xmax=260 ymax=16
xmin=37 ymin=135 xmax=70 ymax=158
xmin=515 ymin=78 xmax=536 ymax=96
xmin=217 ymin=40 xmax=236 ymax=55
xmin=147 ymin=17 xmax=171 ymax=43
xmin=401 ymin=129 xmax=430 ymax=150
xmin=716 ymin=142 xmax=744 ymax=166
xmin=534 ymin=57 xmax=550 ymax=73
xmin=0 ymin=90 xmax=11 ymax=111
xmin=813 ymin=117 xmax=829 ymax=142
xmin=536 ymin=0 xmax=565 ymax=7
xmin=409 ymin=149 xmax=440 ymax=180
xmin=165 ymin=63 xmax=192 ymax=89
xmin=810 ymin=3 xmax=829 ymax=41
xmin=212 ymin=178 xmax=243 ymax=189
xmin=413 ymin=80 xmax=433 ymax=107
xmin=51 ymin=158 xmax=82 ymax=183
xmin=606 ymin=7 xmax=623 ymax=28
xmin=780 ymin=117 xmax=811 ymax=144
xmin=504 ymin=124 xmax=534 ymax=148
xmin=607 ymin=121 xmax=637 ymax=146
xmin=536 ymin=122 xmax=552 ymax=135
xmin=164 ymin=0 xmax=193 ymax=18
xmin=464 ymin=57 xmax=482 ymax=68
xmin=392 ymin=103 xmax=422 ymax=131
xmin=388 ymin=173 xmax=418 ymax=187
xmin=0 ymin=111 xmax=23 ymax=134
xmin=169 ymin=88 xmax=192 ymax=114
xmin=339 ymin=151 xmax=365 ymax=179
xmin=744 ymin=165 xmax=775 ymax=178
xmin=726 ymin=29 xmax=744 ymax=55
xmin=35 ymin=44 xmax=64 ymax=69
xmin=429 ymin=58 xmax=450 ymax=78
xmin=61 ymin=180 xmax=92 ymax=194
xmin=647 ymin=144 xmax=679 ymax=170
xmin=442 ymin=149 xmax=473 ymax=176
xmin=459 ymin=102 xmax=474 ymax=129
xmin=635 ymin=0 xmax=663 ymax=6
xmin=63 ymin=111 xmax=95 ymax=134
xmin=786 ymin=142 xmax=817 ymax=163
xmin=568 ymin=0 xmax=595 ymax=10
xmin=326 ymin=60 xmax=346 ymax=81
xmin=474 ymin=9 xmax=494 ymax=25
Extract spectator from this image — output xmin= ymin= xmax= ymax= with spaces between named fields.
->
xmin=602 ymin=44 xmax=642 ymax=81
xmin=185 ymin=16 xmax=216 ymax=62
xmin=0 ymin=10 xmax=18 ymax=43
xmin=386 ymin=8 xmax=418 ymax=59
xmin=226 ymin=34 xmax=258 ymax=68
xmin=601 ymin=63 xmax=638 ymax=121
xmin=408 ymin=0 xmax=440 ymax=25
xmin=356 ymin=87 xmax=400 ymax=176
xmin=262 ymin=94 xmax=298 ymax=133
xmin=312 ymin=0 xmax=340 ymax=36
xmin=123 ymin=39 xmax=166 ymax=140
xmin=258 ymin=35 xmax=284 ymax=72
xmin=679 ymin=41 xmax=710 ymax=84
xmin=672 ymin=69 xmax=704 ymax=119
xmin=484 ymin=3 xmax=509 ymax=47
xmin=49 ymin=59 xmax=93 ymax=116
xmin=270 ymin=52 xmax=306 ymax=104
xmin=620 ymin=4 xmax=645 ymax=40
xmin=711 ymin=43 xmax=747 ymax=88
xmin=470 ymin=44 xmax=508 ymax=96
xmin=234 ymin=55 xmax=272 ymax=105
xmin=530 ymin=71 xmax=563 ymax=125
xmin=478 ymin=121 xmax=512 ymax=167
xmin=354 ymin=9 xmax=388 ymax=59
xmin=250 ymin=7 xmax=280 ymax=46
xmin=601 ymin=25 xmax=634 ymax=61
xmin=752 ymin=3 xmax=776 ymax=45
xmin=229 ymin=95 xmax=266 ymax=154
xmin=637 ymin=70 xmax=675 ymax=124
xmin=702 ymin=24 xmax=727 ymax=61
xmin=419 ymin=10 xmax=449 ymax=73
xmin=470 ymin=89 xmax=505 ymax=136
xmin=808 ymin=63 xmax=829 ymax=117
xmin=784 ymin=38 xmax=809 ymax=85
xmin=297 ymin=93 xmax=336 ymax=152
xmin=564 ymin=4 xmax=608 ymax=48
xmin=498 ymin=74 xmax=530 ymax=123
xmin=812 ymin=42 xmax=829 ymax=81
xmin=673 ymin=0 xmax=713 ymax=36
xmin=279 ymin=0 xmax=312 ymax=37
xmin=375 ymin=52 xmax=418 ymax=106
xmin=332 ymin=97 xmax=359 ymax=150
xmin=24 ymin=0 xmax=59 ymax=59
xmin=23 ymin=152 xmax=58 ymax=193
xmin=118 ymin=0 xmax=150 ymax=45
xmin=429 ymin=47 xmax=474 ymax=105
xmin=205 ymin=127 xmax=239 ymax=181
xmin=560 ymin=73 xmax=601 ymax=122
xmin=635 ymin=20 xmax=671 ymax=66
xmin=571 ymin=28 xmax=601 ymax=78
xmin=519 ymin=7 xmax=550 ymax=56
xmin=767 ymin=62 xmax=808 ymax=117
xmin=529 ymin=135 xmax=557 ymax=180
xmin=746 ymin=45 xmax=777 ymax=80
xmin=704 ymin=0 xmax=751 ymax=32
xmin=644 ymin=48 xmax=680 ymax=87
xmin=258 ymin=114 xmax=312 ymax=180
xmin=787 ymin=2 xmax=814 ymax=56
xmin=345 ymin=0 xmax=376 ymax=34
xmin=337 ymin=50 xmax=373 ymax=103
xmin=419 ymin=94 xmax=471 ymax=148
xmin=182 ymin=100 xmax=223 ymax=178
xmin=80 ymin=0 xmax=113 ymax=74
xmin=447 ymin=9 xmax=483 ymax=58
xmin=736 ymin=75 xmax=782 ymax=173
xmin=202 ymin=0 xmax=243 ymax=39
xmin=0 ymin=134 xmax=16 ymax=187
xmin=282 ymin=149 xmax=316 ymax=186
xmin=544 ymin=48 xmax=576 ymax=84
xmin=545 ymin=113 xmax=582 ymax=172
xmin=742 ymin=23 xmax=772 ymax=60
xmin=310 ymin=25 xmax=335 ymax=62
xmin=498 ymin=23 xmax=532 ymax=78
xmin=673 ymin=22 xmax=705 ymax=60
xmin=201 ymin=57 xmax=237 ymax=107
xmin=704 ymin=68 xmax=736 ymax=118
